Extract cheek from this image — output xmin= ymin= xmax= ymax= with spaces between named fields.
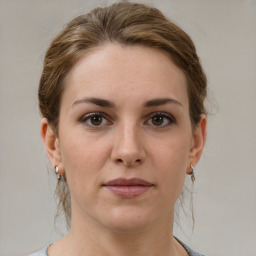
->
xmin=60 ymin=126 xmax=104 ymax=165
xmin=150 ymin=134 xmax=191 ymax=200
xmin=58 ymin=129 xmax=110 ymax=191
xmin=61 ymin=139 xmax=88 ymax=173
xmin=150 ymin=130 xmax=191 ymax=169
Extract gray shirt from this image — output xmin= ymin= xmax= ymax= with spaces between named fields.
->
xmin=28 ymin=241 xmax=205 ymax=256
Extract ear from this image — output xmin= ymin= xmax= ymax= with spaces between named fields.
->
xmin=187 ymin=114 xmax=207 ymax=174
xmin=41 ymin=118 xmax=63 ymax=172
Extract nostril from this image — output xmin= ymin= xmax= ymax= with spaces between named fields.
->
xmin=116 ymin=158 xmax=142 ymax=166
xmin=115 ymin=158 xmax=141 ymax=166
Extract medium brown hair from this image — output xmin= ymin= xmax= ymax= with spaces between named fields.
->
xmin=39 ymin=1 xmax=207 ymax=228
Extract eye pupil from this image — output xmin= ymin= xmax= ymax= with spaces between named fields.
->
xmin=152 ymin=116 xmax=164 ymax=126
xmin=91 ymin=115 xmax=102 ymax=126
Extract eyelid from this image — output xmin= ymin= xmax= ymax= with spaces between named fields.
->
xmin=80 ymin=112 xmax=112 ymax=126
xmin=144 ymin=111 xmax=176 ymax=126
xmin=79 ymin=111 xmax=176 ymax=128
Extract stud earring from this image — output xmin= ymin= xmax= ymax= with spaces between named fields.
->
xmin=190 ymin=164 xmax=195 ymax=182
xmin=55 ymin=166 xmax=61 ymax=180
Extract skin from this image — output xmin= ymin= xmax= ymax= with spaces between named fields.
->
xmin=41 ymin=44 xmax=206 ymax=256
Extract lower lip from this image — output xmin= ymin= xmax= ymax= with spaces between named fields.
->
xmin=104 ymin=185 xmax=152 ymax=199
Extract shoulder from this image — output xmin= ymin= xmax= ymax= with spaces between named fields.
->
xmin=182 ymin=243 xmax=206 ymax=256
xmin=27 ymin=246 xmax=49 ymax=256
xmin=176 ymin=238 xmax=206 ymax=256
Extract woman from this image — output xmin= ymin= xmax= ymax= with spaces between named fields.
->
xmin=30 ymin=2 xmax=207 ymax=255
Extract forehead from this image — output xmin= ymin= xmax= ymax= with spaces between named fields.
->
xmin=62 ymin=43 xmax=188 ymax=108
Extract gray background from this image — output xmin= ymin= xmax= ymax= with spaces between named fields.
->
xmin=1 ymin=0 xmax=256 ymax=255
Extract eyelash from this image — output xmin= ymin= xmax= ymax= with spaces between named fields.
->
xmin=80 ymin=112 xmax=176 ymax=128
xmin=80 ymin=112 xmax=112 ymax=127
xmin=144 ymin=112 xmax=176 ymax=127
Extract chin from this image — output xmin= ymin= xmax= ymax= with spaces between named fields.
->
xmin=97 ymin=206 xmax=157 ymax=234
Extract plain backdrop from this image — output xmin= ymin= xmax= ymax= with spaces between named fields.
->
xmin=0 ymin=0 xmax=256 ymax=256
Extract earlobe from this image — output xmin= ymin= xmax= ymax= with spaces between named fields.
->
xmin=187 ymin=115 xmax=207 ymax=173
xmin=41 ymin=118 xmax=62 ymax=171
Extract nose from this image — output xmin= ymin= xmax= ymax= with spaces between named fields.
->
xmin=111 ymin=122 xmax=146 ymax=167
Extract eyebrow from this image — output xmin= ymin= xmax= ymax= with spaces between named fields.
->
xmin=72 ymin=97 xmax=116 ymax=108
xmin=72 ymin=97 xmax=183 ymax=108
xmin=143 ymin=98 xmax=183 ymax=108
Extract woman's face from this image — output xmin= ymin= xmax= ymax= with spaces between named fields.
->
xmin=43 ymin=44 xmax=206 ymax=233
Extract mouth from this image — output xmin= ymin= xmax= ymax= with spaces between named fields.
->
xmin=103 ymin=178 xmax=153 ymax=199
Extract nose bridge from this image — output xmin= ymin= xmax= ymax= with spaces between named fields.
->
xmin=111 ymin=118 xmax=145 ymax=166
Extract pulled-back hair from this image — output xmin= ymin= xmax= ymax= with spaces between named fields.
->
xmin=39 ymin=1 xmax=207 ymax=228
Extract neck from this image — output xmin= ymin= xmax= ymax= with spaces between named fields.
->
xmin=70 ymin=223 xmax=173 ymax=256
xmin=52 ymin=203 xmax=185 ymax=256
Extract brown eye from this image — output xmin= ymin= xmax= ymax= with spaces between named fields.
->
xmin=152 ymin=116 xmax=164 ymax=126
xmin=145 ymin=112 xmax=176 ymax=127
xmin=90 ymin=115 xmax=103 ymax=126
xmin=81 ymin=113 xmax=111 ymax=127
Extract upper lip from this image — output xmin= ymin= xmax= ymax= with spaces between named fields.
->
xmin=104 ymin=178 xmax=153 ymax=186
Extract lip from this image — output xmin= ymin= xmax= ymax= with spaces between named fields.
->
xmin=103 ymin=178 xmax=153 ymax=199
